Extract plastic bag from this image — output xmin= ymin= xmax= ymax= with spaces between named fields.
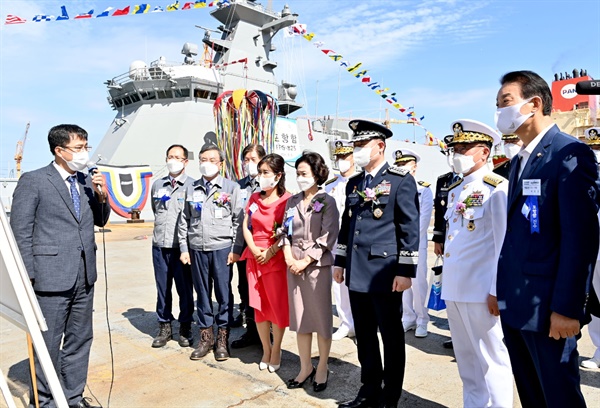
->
xmin=426 ymin=256 xmax=446 ymax=311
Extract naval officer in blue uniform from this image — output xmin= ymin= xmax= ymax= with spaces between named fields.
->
xmin=334 ymin=120 xmax=420 ymax=408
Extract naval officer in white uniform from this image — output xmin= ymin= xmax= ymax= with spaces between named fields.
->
xmin=442 ymin=119 xmax=513 ymax=408
xmin=325 ymin=139 xmax=356 ymax=340
xmin=393 ymin=148 xmax=433 ymax=338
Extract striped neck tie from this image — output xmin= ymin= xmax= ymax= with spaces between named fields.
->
xmin=364 ymin=174 xmax=373 ymax=189
xmin=68 ymin=175 xmax=80 ymax=219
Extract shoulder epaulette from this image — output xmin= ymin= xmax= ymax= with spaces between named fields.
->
xmin=447 ymin=178 xmax=463 ymax=191
xmin=324 ymin=176 xmax=339 ymax=186
xmin=348 ymin=171 xmax=363 ymax=180
xmin=438 ymin=171 xmax=453 ymax=179
xmin=418 ymin=180 xmax=431 ymax=187
xmin=387 ymin=165 xmax=409 ymax=176
xmin=483 ymin=173 xmax=506 ymax=187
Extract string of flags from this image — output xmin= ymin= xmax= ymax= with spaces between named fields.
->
xmin=4 ymin=1 xmax=230 ymax=24
xmin=285 ymin=23 xmax=442 ymax=147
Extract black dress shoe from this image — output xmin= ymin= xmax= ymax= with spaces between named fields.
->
xmin=231 ymin=313 xmax=244 ymax=328
xmin=231 ymin=329 xmax=260 ymax=349
xmin=73 ymin=397 xmax=101 ymax=408
xmin=338 ymin=396 xmax=378 ymax=408
xmin=443 ymin=340 xmax=453 ymax=349
xmin=287 ymin=367 xmax=316 ymax=389
xmin=313 ymin=370 xmax=329 ymax=392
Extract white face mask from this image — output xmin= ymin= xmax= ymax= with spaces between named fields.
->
xmin=353 ymin=146 xmax=373 ymax=168
xmin=399 ymin=164 xmax=415 ymax=175
xmin=62 ymin=150 xmax=89 ymax=172
xmin=337 ymin=158 xmax=352 ymax=174
xmin=296 ymin=176 xmax=316 ymax=191
xmin=446 ymin=153 xmax=455 ymax=171
xmin=244 ymin=162 xmax=259 ymax=177
xmin=199 ymin=162 xmax=219 ymax=178
xmin=504 ymin=143 xmax=521 ymax=160
xmin=452 ymin=153 xmax=477 ymax=175
xmin=495 ymin=97 xmax=534 ymax=135
xmin=166 ymin=159 xmax=185 ymax=175
xmin=258 ymin=175 xmax=279 ymax=191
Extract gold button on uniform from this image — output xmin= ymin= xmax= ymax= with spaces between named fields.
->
xmin=445 ymin=252 xmax=450 ymax=258
xmin=447 ymin=235 xmax=452 ymax=240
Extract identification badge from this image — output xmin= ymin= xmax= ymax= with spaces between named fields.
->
xmin=215 ymin=208 xmax=224 ymax=219
xmin=240 ymin=190 xmax=248 ymax=201
xmin=523 ymin=179 xmax=541 ymax=196
xmin=249 ymin=202 xmax=259 ymax=214
xmin=286 ymin=208 xmax=297 ymax=218
xmin=192 ymin=191 xmax=204 ymax=203
xmin=156 ymin=188 xmax=169 ymax=198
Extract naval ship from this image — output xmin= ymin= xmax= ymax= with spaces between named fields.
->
xmin=91 ymin=0 xmax=452 ymax=220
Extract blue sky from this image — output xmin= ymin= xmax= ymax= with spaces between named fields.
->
xmin=1 ymin=0 xmax=599 ymax=177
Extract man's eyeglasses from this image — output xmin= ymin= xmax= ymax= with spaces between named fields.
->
xmin=62 ymin=146 xmax=92 ymax=153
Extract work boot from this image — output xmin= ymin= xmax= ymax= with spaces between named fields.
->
xmin=178 ymin=322 xmax=193 ymax=348
xmin=231 ymin=320 xmax=260 ymax=349
xmin=214 ymin=327 xmax=230 ymax=361
xmin=190 ymin=327 xmax=214 ymax=360
xmin=151 ymin=322 xmax=172 ymax=348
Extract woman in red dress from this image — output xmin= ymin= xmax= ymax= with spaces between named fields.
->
xmin=241 ymin=153 xmax=291 ymax=372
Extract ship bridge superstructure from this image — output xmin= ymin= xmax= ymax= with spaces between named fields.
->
xmin=94 ymin=0 xmax=302 ymax=178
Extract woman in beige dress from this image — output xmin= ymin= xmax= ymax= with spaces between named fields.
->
xmin=282 ymin=152 xmax=339 ymax=392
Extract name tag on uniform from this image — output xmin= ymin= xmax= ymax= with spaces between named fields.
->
xmin=240 ymin=190 xmax=248 ymax=201
xmin=193 ymin=191 xmax=204 ymax=203
xmin=215 ymin=208 xmax=224 ymax=219
xmin=249 ymin=203 xmax=258 ymax=214
xmin=522 ymin=179 xmax=541 ymax=196
xmin=156 ymin=188 xmax=169 ymax=198
xmin=286 ymin=208 xmax=296 ymax=218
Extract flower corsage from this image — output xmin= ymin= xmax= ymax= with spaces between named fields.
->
xmin=214 ymin=192 xmax=231 ymax=207
xmin=308 ymin=196 xmax=326 ymax=213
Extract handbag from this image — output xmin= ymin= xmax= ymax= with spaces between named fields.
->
xmin=426 ymin=256 xmax=446 ymax=311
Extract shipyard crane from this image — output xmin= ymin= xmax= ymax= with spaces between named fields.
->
xmin=14 ymin=122 xmax=30 ymax=179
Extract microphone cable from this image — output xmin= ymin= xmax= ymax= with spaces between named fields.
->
xmin=85 ymin=171 xmax=115 ymax=408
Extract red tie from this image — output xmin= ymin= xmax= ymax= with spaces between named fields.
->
xmin=171 ymin=179 xmax=176 ymax=188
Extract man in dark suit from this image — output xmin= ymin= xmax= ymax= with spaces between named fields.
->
xmin=495 ymin=70 xmax=599 ymax=408
xmin=231 ymin=144 xmax=265 ymax=349
xmin=11 ymin=124 xmax=110 ymax=408
xmin=432 ymin=147 xmax=459 ymax=349
xmin=334 ymin=120 xmax=420 ymax=408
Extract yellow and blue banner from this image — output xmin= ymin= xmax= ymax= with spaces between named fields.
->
xmin=98 ymin=164 xmax=153 ymax=219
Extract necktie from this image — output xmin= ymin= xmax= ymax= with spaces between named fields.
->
xmin=205 ymin=181 xmax=212 ymax=192
xmin=68 ymin=175 xmax=80 ymax=219
xmin=171 ymin=178 xmax=176 ymax=189
xmin=364 ymin=174 xmax=373 ymax=189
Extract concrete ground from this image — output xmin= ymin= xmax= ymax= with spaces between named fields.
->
xmin=1 ymin=223 xmax=599 ymax=407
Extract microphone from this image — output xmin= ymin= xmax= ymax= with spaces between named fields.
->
xmin=87 ymin=160 xmax=104 ymax=196
xmin=575 ymin=80 xmax=600 ymax=95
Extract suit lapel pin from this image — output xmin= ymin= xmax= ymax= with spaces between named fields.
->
xmin=536 ymin=153 xmax=542 ymax=158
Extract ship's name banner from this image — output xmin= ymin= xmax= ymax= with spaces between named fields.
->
xmin=285 ymin=23 xmax=443 ymax=148
xmin=4 ymin=1 xmax=229 ymax=24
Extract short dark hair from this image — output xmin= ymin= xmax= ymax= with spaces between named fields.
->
xmin=258 ymin=153 xmax=286 ymax=196
xmin=295 ymin=151 xmax=329 ymax=186
xmin=242 ymin=144 xmax=266 ymax=160
xmin=48 ymin=124 xmax=88 ymax=155
xmin=166 ymin=144 xmax=188 ymax=159
xmin=500 ymin=70 xmax=552 ymax=116
xmin=199 ymin=144 xmax=225 ymax=162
